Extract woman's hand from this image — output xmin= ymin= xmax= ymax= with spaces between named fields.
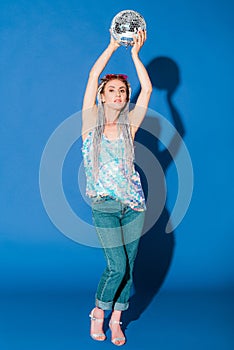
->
xmin=109 ymin=30 xmax=121 ymax=50
xmin=131 ymin=29 xmax=147 ymax=55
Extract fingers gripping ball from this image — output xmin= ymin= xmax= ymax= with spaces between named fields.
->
xmin=110 ymin=10 xmax=147 ymax=47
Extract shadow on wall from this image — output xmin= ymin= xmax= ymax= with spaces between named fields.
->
xmin=122 ymin=56 xmax=186 ymax=329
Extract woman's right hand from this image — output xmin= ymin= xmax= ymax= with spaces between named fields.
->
xmin=109 ymin=30 xmax=121 ymax=50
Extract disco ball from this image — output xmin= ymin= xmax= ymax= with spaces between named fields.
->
xmin=110 ymin=10 xmax=146 ymax=47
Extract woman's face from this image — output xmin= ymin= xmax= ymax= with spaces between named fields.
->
xmin=101 ymin=79 xmax=128 ymax=110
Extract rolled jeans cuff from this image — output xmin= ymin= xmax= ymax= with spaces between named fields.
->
xmin=95 ymin=297 xmax=129 ymax=311
xmin=114 ymin=301 xmax=129 ymax=311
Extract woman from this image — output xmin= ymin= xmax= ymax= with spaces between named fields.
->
xmin=82 ymin=29 xmax=152 ymax=346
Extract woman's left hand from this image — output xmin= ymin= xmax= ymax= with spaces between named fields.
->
xmin=131 ymin=29 xmax=147 ymax=55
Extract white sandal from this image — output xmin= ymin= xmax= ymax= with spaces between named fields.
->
xmin=89 ymin=308 xmax=106 ymax=341
xmin=109 ymin=320 xmax=126 ymax=346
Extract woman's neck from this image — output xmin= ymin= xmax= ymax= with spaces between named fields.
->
xmin=103 ymin=105 xmax=120 ymax=124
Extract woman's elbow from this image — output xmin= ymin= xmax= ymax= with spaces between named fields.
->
xmin=89 ymin=69 xmax=99 ymax=80
xmin=144 ymin=85 xmax=153 ymax=95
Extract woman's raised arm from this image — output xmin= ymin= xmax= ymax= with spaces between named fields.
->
xmin=82 ymin=36 xmax=120 ymax=112
xmin=129 ymin=30 xmax=152 ymax=137
xmin=82 ymin=36 xmax=120 ymax=140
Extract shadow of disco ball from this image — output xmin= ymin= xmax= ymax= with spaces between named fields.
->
xmin=110 ymin=10 xmax=146 ymax=47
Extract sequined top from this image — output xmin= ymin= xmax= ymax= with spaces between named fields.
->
xmin=81 ymin=131 xmax=146 ymax=211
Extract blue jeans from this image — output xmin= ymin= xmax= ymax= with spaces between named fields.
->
xmin=91 ymin=196 xmax=145 ymax=311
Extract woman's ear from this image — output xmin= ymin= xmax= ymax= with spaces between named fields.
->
xmin=101 ymin=93 xmax=105 ymax=103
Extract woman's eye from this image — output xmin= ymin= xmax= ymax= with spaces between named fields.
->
xmin=120 ymin=89 xmax=126 ymax=93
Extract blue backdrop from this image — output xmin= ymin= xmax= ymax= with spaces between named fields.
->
xmin=0 ymin=2 xmax=234 ymax=348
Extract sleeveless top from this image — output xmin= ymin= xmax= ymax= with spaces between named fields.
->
xmin=81 ymin=131 xmax=146 ymax=211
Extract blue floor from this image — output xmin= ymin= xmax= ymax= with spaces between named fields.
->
xmin=0 ymin=290 xmax=233 ymax=350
